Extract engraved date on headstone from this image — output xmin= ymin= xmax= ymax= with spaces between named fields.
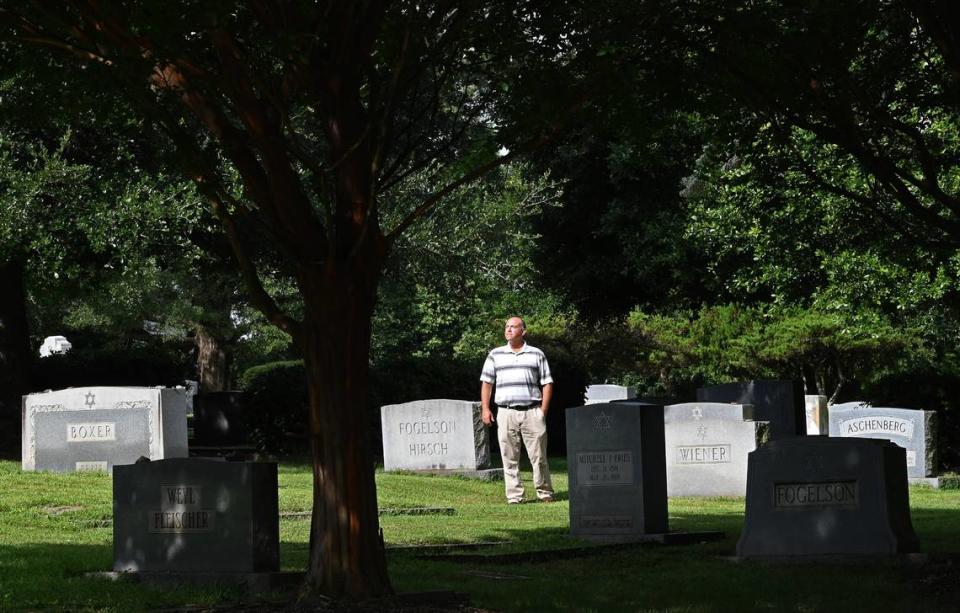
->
xmin=581 ymin=516 xmax=633 ymax=529
xmin=576 ymin=450 xmax=634 ymax=486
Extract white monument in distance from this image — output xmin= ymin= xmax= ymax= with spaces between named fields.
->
xmin=39 ymin=335 xmax=72 ymax=358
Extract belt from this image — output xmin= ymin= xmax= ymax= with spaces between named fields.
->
xmin=499 ymin=404 xmax=538 ymax=410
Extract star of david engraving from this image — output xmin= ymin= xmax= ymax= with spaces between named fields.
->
xmin=593 ymin=410 xmax=613 ymax=432
xmin=421 ymin=407 xmax=431 ymax=418
xmin=692 ymin=407 xmax=703 ymax=420
xmin=84 ymin=392 xmax=96 ymax=408
xmin=697 ymin=425 xmax=708 ymax=440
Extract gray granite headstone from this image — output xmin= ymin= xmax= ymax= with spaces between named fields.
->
xmin=804 ymin=395 xmax=829 ymax=435
xmin=584 ymin=385 xmax=636 ymax=405
xmin=22 ymin=386 xmax=188 ymax=473
xmin=737 ymin=437 xmax=918 ymax=557
xmin=113 ymin=458 xmax=279 ymax=572
xmin=828 ymin=404 xmax=938 ymax=478
xmin=697 ymin=380 xmax=805 ymax=439
xmin=663 ymin=402 xmax=766 ymax=497
xmin=566 ymin=402 xmax=667 ymax=541
xmin=381 ymin=399 xmax=490 ymax=471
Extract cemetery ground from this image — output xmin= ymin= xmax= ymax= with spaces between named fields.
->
xmin=1 ymin=461 xmax=960 ymax=612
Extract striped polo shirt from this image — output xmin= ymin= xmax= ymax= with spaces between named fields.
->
xmin=480 ymin=343 xmax=553 ymax=407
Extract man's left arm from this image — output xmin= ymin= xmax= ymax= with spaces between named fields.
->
xmin=540 ymin=382 xmax=553 ymax=417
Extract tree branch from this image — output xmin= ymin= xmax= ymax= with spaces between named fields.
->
xmin=386 ymin=95 xmax=585 ymax=242
xmin=200 ymin=184 xmax=302 ymax=339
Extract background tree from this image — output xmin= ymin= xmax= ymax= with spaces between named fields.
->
xmin=663 ymin=0 xmax=960 ymax=249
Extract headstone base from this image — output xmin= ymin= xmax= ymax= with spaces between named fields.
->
xmin=571 ymin=530 xmax=725 ymax=545
xmin=387 ymin=468 xmax=504 ymax=481
xmin=726 ymin=553 xmax=929 ymax=566
xmin=910 ymin=476 xmax=957 ymax=489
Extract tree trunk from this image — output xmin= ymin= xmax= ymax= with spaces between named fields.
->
xmin=0 ymin=258 xmax=32 ymax=449
xmin=195 ymin=323 xmax=231 ymax=393
xmin=297 ymin=254 xmax=392 ymax=600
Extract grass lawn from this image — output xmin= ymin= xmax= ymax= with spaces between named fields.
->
xmin=1 ymin=458 xmax=959 ymax=611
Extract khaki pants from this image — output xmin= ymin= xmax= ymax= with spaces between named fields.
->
xmin=496 ymin=407 xmax=553 ymax=502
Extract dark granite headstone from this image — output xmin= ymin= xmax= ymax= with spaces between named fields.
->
xmin=193 ymin=391 xmax=249 ymax=446
xmin=22 ymin=386 xmax=188 ymax=473
xmin=566 ymin=402 xmax=667 ymax=541
xmin=697 ymin=380 xmax=805 ymax=440
xmin=113 ymin=458 xmax=279 ymax=572
xmin=828 ymin=404 xmax=938 ymax=479
xmin=737 ymin=437 xmax=918 ymax=558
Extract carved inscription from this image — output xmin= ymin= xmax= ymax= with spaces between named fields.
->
xmin=576 ymin=450 xmax=634 ymax=486
xmin=76 ymin=461 xmax=108 ymax=471
xmin=675 ymin=444 xmax=731 ymax=464
xmin=581 ymin=516 xmax=633 ymax=530
xmin=408 ymin=442 xmax=448 ymax=456
xmin=839 ymin=416 xmax=914 ymax=440
xmin=149 ymin=485 xmax=215 ymax=533
xmin=399 ymin=418 xmax=456 ymax=458
xmin=398 ymin=419 xmax=455 ymax=435
xmin=66 ymin=422 xmax=116 ymax=442
xmin=773 ymin=481 xmax=859 ymax=509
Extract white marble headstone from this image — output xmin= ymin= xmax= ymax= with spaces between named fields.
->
xmin=584 ymin=385 xmax=636 ymax=405
xmin=380 ymin=399 xmax=490 ymax=471
xmin=804 ymin=395 xmax=829 ymax=435
xmin=663 ymin=402 xmax=765 ymax=497
xmin=828 ymin=403 xmax=938 ymax=478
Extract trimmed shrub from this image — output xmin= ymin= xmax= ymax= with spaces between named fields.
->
xmin=237 ymin=360 xmax=308 ymax=454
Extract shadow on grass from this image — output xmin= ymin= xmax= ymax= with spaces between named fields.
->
xmin=4 ymin=489 xmax=958 ymax=612
xmin=0 ymin=542 xmax=253 ymax=611
xmin=388 ymin=501 xmax=960 ymax=613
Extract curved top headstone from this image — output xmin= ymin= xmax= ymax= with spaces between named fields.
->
xmin=827 ymin=403 xmax=937 ymax=478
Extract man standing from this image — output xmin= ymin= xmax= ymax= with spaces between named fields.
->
xmin=480 ymin=317 xmax=554 ymax=504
